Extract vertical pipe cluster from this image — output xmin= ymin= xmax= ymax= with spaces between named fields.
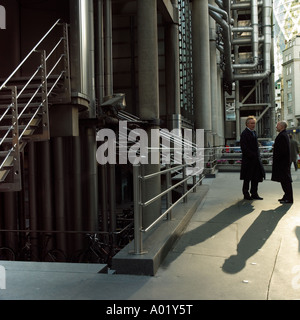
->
xmin=209 ymin=0 xmax=272 ymax=81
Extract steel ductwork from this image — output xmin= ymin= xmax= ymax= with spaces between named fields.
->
xmin=209 ymin=0 xmax=272 ymax=82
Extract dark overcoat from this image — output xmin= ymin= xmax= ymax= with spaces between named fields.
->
xmin=271 ymin=129 xmax=292 ymax=182
xmin=240 ymin=128 xmax=265 ymax=182
xmin=290 ymin=138 xmax=299 ymax=163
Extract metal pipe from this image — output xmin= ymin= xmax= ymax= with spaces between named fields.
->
xmin=53 ymin=137 xmax=67 ymax=254
xmin=133 ymin=165 xmax=143 ymax=254
xmin=41 ymin=141 xmax=54 ymax=251
xmin=100 ymin=164 xmax=108 ymax=232
xmin=104 ymin=0 xmax=113 ymax=97
xmin=28 ymin=142 xmax=39 ymax=258
xmin=193 ymin=0 xmax=212 ymax=134
xmin=95 ymin=0 xmax=109 ymax=233
xmin=72 ymin=136 xmax=83 ymax=252
xmin=233 ymin=0 xmax=272 ymax=80
xmin=137 ymin=0 xmax=161 ymax=228
xmin=4 ymin=192 xmax=17 ymax=251
xmin=210 ymin=0 xmax=220 ymax=138
xmin=85 ymin=127 xmax=99 ymax=233
xmin=69 ymin=0 xmax=95 ymax=109
xmin=231 ymin=0 xmax=263 ymax=10
xmin=232 ymin=0 xmax=259 ymax=70
xmin=208 ymin=7 xmax=233 ymax=85
xmin=95 ymin=0 xmax=105 ymax=110
xmin=108 ymin=164 xmax=116 ymax=234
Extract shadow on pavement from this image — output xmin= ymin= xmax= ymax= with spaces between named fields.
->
xmin=222 ymin=204 xmax=291 ymax=274
xmin=161 ymin=200 xmax=255 ymax=268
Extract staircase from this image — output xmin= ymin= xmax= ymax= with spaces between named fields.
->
xmin=0 ymin=19 xmax=71 ymax=192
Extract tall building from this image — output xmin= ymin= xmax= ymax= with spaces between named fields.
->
xmin=273 ymin=0 xmax=300 ymax=80
xmin=282 ymin=36 xmax=300 ymax=129
xmin=273 ymin=0 xmax=300 ymax=139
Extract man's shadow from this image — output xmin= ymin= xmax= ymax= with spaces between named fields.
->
xmin=222 ymin=204 xmax=290 ymax=274
xmin=162 ymin=200 xmax=255 ymax=268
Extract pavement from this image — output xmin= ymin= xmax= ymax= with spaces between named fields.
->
xmin=1 ymin=169 xmax=300 ymax=301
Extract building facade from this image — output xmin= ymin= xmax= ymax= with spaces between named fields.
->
xmin=282 ymin=36 xmax=300 ymax=132
xmin=0 ymin=0 xmax=275 ymax=273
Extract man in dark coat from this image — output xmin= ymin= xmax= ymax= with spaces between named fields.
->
xmin=272 ymin=121 xmax=293 ymax=204
xmin=240 ymin=116 xmax=266 ymax=200
xmin=240 ymin=116 xmax=265 ymax=200
xmin=289 ymin=134 xmax=299 ymax=171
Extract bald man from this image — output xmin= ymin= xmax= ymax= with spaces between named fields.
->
xmin=271 ymin=121 xmax=293 ymax=204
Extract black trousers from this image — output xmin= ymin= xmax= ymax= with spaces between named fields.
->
xmin=291 ymin=161 xmax=298 ymax=171
xmin=242 ymin=179 xmax=259 ymax=196
xmin=280 ymin=176 xmax=293 ymax=202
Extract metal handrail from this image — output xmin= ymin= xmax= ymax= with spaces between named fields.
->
xmin=0 ymin=19 xmax=61 ymax=91
xmin=132 ymin=151 xmax=205 ymax=254
xmin=0 ymin=19 xmax=70 ymax=190
xmin=144 ymin=170 xmax=204 ymax=233
xmin=132 ymin=144 xmax=274 ymax=254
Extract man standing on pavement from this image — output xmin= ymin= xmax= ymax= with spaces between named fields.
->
xmin=240 ymin=116 xmax=265 ymax=200
xmin=289 ymin=134 xmax=299 ymax=171
xmin=272 ymin=121 xmax=293 ymax=204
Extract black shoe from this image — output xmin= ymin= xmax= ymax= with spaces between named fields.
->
xmin=252 ymin=195 xmax=263 ymax=200
xmin=279 ymin=199 xmax=293 ymax=204
xmin=244 ymin=195 xmax=253 ymax=200
xmin=278 ymin=198 xmax=285 ymax=202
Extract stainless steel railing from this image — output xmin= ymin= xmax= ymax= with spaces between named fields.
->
xmin=132 ymin=153 xmax=205 ymax=254
xmin=131 ymin=144 xmax=274 ymax=254
xmin=0 ymin=19 xmax=70 ymax=190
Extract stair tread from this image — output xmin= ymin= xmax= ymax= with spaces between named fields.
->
xmin=0 ymin=151 xmax=10 ymax=157
xmin=1 ymin=156 xmax=14 ymax=168
xmin=0 ymin=118 xmax=41 ymax=130
xmin=0 ymin=169 xmax=9 ymax=182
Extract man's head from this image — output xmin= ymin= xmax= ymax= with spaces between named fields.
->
xmin=246 ymin=116 xmax=256 ymax=131
xmin=276 ymin=121 xmax=287 ymax=133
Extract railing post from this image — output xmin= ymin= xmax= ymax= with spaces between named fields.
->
xmin=62 ymin=23 xmax=71 ymax=102
xmin=40 ymin=50 xmax=50 ymax=140
xmin=166 ymin=164 xmax=172 ymax=220
xmin=183 ymin=159 xmax=187 ymax=203
xmin=11 ymin=86 xmax=21 ymax=190
xmin=192 ymin=172 xmax=196 ymax=193
xmin=133 ymin=164 xmax=143 ymax=254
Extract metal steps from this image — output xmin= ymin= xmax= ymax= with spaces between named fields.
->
xmin=0 ymin=20 xmax=70 ymax=192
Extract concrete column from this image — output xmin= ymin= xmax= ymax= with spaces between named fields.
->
xmin=192 ymin=0 xmax=212 ymax=146
xmin=137 ymin=0 xmax=161 ymax=228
